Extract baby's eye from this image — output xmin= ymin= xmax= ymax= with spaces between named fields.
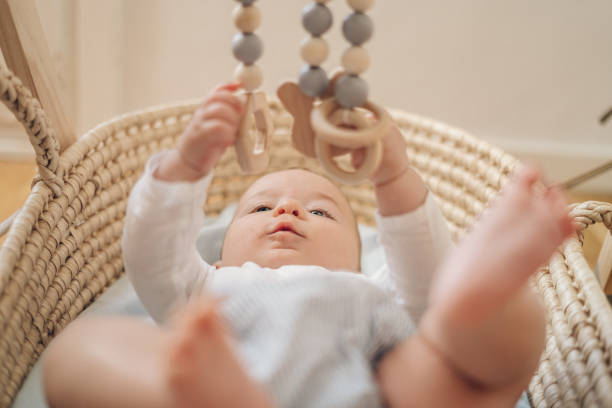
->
xmin=255 ymin=206 xmax=272 ymax=213
xmin=310 ymin=209 xmax=330 ymax=218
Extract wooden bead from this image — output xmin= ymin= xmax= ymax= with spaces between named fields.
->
xmin=335 ymin=74 xmax=368 ymax=108
xmin=234 ymin=63 xmax=263 ymax=92
xmin=300 ymin=37 xmax=329 ymax=66
xmin=314 ymin=0 xmax=331 ymax=3
xmin=232 ymin=32 xmax=263 ymax=64
xmin=233 ymin=4 xmax=261 ymax=33
xmin=302 ymin=3 xmax=333 ymax=36
xmin=299 ymin=65 xmax=329 ymax=98
xmin=341 ymin=46 xmax=370 ymax=75
xmin=342 ymin=12 xmax=373 ymax=45
xmin=347 ymin=0 xmax=374 ymax=12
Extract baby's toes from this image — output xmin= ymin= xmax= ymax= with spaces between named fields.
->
xmin=167 ymin=331 xmax=196 ymax=371
xmin=187 ymin=300 xmax=219 ymax=333
xmin=166 ymin=334 xmax=197 ymax=393
xmin=546 ymin=186 xmax=575 ymax=238
xmin=516 ymin=165 xmax=541 ymax=189
xmin=502 ymin=166 xmax=541 ymax=207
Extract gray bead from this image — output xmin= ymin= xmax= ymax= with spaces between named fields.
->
xmin=342 ymin=12 xmax=373 ymax=45
xmin=231 ymin=32 xmax=263 ymax=64
xmin=334 ymin=74 xmax=369 ymax=108
xmin=235 ymin=0 xmax=256 ymax=5
xmin=302 ymin=3 xmax=333 ymax=36
xmin=298 ymin=65 xmax=329 ymax=98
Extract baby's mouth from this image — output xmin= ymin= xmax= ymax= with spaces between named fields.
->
xmin=269 ymin=222 xmax=304 ymax=238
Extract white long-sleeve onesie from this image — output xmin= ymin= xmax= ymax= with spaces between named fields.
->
xmin=122 ymin=152 xmax=453 ymax=408
xmin=122 ymin=152 xmax=453 ymax=326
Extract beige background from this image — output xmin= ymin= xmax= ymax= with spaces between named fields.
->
xmin=1 ymin=0 xmax=611 ymax=192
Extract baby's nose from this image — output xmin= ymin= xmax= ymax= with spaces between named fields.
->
xmin=274 ymin=200 xmax=302 ymax=217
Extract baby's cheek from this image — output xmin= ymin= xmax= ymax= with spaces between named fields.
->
xmin=225 ymin=220 xmax=256 ymax=250
xmin=327 ymin=227 xmax=357 ymax=252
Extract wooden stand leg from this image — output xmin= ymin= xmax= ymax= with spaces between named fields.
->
xmin=0 ymin=0 xmax=75 ymax=152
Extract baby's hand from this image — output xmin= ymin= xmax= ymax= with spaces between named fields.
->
xmin=176 ymin=83 xmax=244 ymax=176
xmin=155 ymin=83 xmax=244 ymax=182
xmin=352 ymin=124 xmax=409 ymax=186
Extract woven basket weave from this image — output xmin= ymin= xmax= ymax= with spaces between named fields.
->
xmin=0 ymin=64 xmax=611 ymax=407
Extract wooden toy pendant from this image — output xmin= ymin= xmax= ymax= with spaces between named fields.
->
xmin=231 ymin=0 xmax=272 ymax=174
xmin=278 ymin=0 xmax=391 ymax=185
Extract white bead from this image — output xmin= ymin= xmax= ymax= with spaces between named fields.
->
xmin=300 ymin=37 xmax=329 ymax=66
xmin=341 ymin=46 xmax=370 ymax=75
xmin=347 ymin=0 xmax=374 ymax=12
xmin=234 ymin=63 xmax=263 ymax=91
xmin=233 ymin=4 xmax=261 ymax=33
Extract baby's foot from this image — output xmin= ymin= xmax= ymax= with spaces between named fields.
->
xmin=421 ymin=166 xmax=574 ymax=388
xmin=430 ymin=166 xmax=574 ymax=322
xmin=165 ymin=298 xmax=276 ymax=408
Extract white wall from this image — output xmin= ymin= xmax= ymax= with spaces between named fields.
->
xmin=2 ymin=0 xmax=611 ymax=192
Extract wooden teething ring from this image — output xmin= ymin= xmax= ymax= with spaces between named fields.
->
xmin=235 ymin=91 xmax=272 ymax=174
xmin=312 ymin=98 xmax=391 ymax=149
xmin=314 ymin=107 xmax=383 ymax=185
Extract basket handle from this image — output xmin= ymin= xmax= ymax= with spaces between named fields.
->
xmin=571 ymin=200 xmax=612 ymax=237
xmin=570 ymin=200 xmax=612 ymax=292
xmin=0 ymin=64 xmax=63 ymax=195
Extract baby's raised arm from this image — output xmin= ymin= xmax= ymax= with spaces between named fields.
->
xmin=367 ymin=125 xmax=428 ymax=216
xmin=122 ymin=83 xmax=244 ymax=322
xmin=361 ymin=126 xmax=453 ymax=322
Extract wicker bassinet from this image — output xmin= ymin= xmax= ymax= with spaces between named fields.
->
xmin=0 ymin=64 xmax=611 ymax=407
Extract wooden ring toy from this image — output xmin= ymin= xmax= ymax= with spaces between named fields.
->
xmin=314 ymin=108 xmax=383 ymax=184
xmin=311 ymin=98 xmax=391 ymax=149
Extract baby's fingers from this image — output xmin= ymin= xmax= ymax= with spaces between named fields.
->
xmin=351 ymin=148 xmax=366 ymax=168
xmin=199 ymin=102 xmax=242 ymax=128
xmin=202 ymin=88 xmax=244 ymax=116
xmin=213 ymin=82 xmax=242 ymax=93
xmin=198 ymin=119 xmax=238 ymax=146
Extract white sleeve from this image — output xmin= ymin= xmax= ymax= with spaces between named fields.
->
xmin=121 ymin=151 xmax=214 ymax=323
xmin=373 ymin=192 xmax=453 ymax=324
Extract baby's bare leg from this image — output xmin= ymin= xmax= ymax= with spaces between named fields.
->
xmin=44 ymin=317 xmax=174 ymax=408
xmin=44 ymin=298 xmax=275 ymax=408
xmin=377 ymin=167 xmax=574 ymax=407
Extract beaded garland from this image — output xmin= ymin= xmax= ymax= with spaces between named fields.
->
xmin=232 ymin=0 xmax=264 ymax=92
xmin=231 ymin=0 xmax=273 ymax=175
xmin=230 ymin=0 xmax=390 ymax=183
xmin=299 ymin=1 xmax=333 ymax=98
xmin=299 ymin=0 xmax=375 ymax=109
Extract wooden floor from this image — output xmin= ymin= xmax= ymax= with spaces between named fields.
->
xmin=1 ymin=160 xmax=610 ymax=284
xmin=0 ymin=161 xmax=36 ymax=247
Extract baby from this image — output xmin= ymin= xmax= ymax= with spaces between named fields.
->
xmin=43 ymin=83 xmax=574 ymax=408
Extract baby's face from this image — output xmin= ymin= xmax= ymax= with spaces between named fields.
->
xmin=218 ymin=169 xmax=360 ymax=272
